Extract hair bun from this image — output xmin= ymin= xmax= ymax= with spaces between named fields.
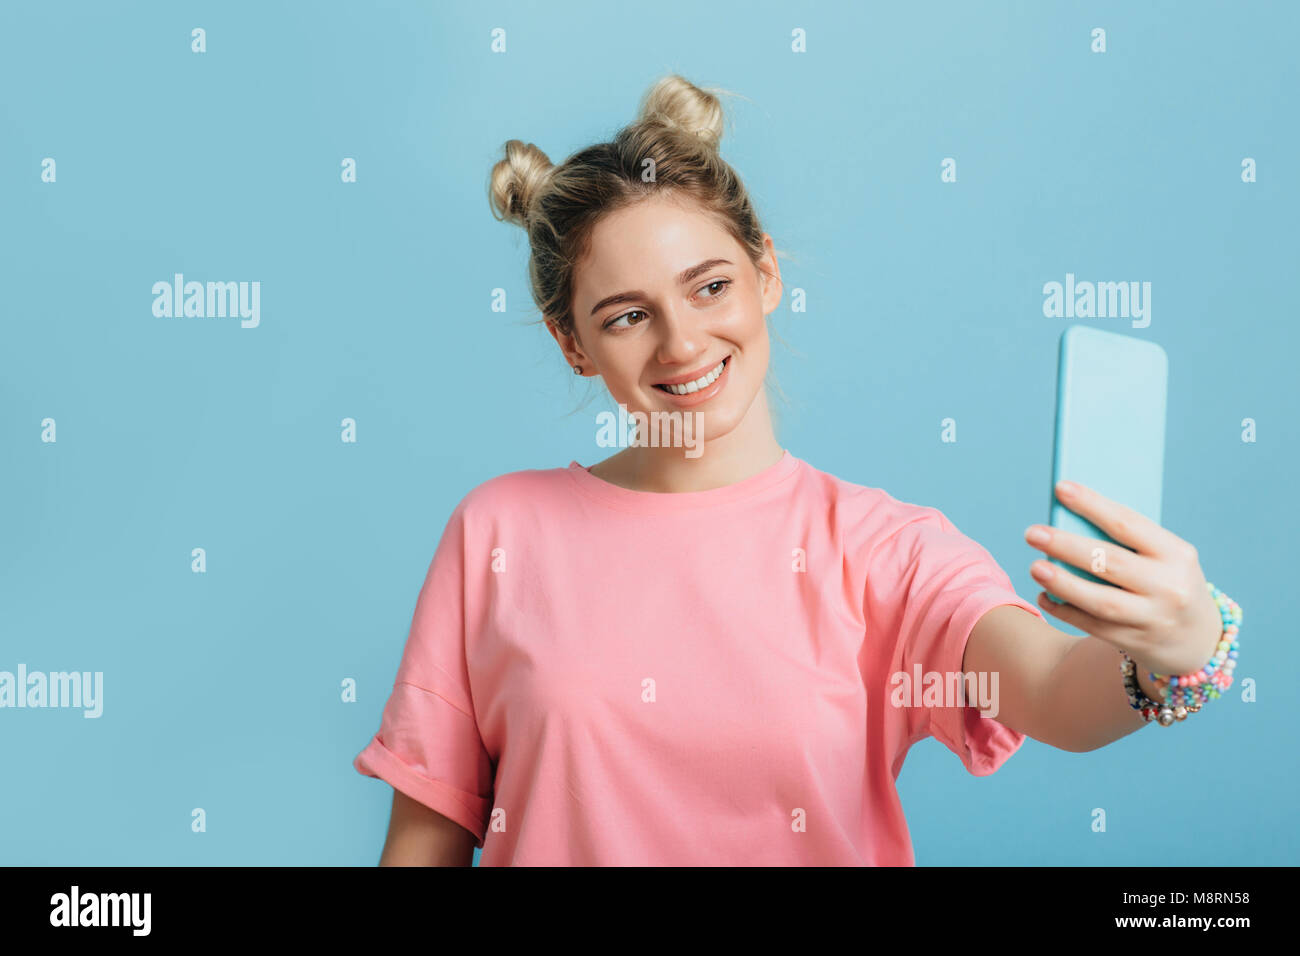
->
xmin=635 ymin=74 xmax=727 ymax=151
xmin=488 ymin=139 xmax=554 ymax=228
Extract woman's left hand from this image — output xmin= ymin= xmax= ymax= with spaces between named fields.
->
xmin=1023 ymin=479 xmax=1224 ymax=677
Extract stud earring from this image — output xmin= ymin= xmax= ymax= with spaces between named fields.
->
xmin=573 ymin=365 xmax=582 ymax=374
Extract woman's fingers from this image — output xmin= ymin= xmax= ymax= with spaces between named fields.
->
xmin=1029 ymin=558 xmax=1154 ymax=627
xmin=1053 ymin=480 xmax=1183 ymax=559
xmin=1024 ymin=523 xmax=1160 ymax=595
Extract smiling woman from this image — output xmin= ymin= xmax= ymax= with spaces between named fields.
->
xmin=485 ymin=77 xmax=784 ymax=493
xmin=351 ymin=74 xmax=1234 ymax=867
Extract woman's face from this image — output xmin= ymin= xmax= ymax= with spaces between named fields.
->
xmin=557 ymin=193 xmax=782 ymax=449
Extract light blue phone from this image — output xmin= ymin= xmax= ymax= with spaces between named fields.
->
xmin=1046 ymin=325 xmax=1168 ymax=604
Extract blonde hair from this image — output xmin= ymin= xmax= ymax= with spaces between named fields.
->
xmin=487 ymin=74 xmax=774 ymax=343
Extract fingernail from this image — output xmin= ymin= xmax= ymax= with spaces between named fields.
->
xmin=1056 ymin=480 xmax=1077 ymax=496
xmin=1025 ymin=525 xmax=1050 ymax=546
xmin=1031 ymin=560 xmax=1054 ymax=580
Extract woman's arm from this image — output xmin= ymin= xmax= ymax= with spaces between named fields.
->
xmin=377 ymin=789 xmax=477 ymax=866
xmin=963 ymin=479 xmax=1226 ymax=753
xmin=965 ymin=605 xmax=1155 ymax=752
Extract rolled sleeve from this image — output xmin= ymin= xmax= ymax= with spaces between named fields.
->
xmin=926 ymin=586 xmax=1043 ymax=776
xmin=354 ymin=501 xmax=495 ymax=847
xmin=871 ymin=508 xmax=1046 ymax=777
xmin=354 ymin=681 xmax=493 ymax=846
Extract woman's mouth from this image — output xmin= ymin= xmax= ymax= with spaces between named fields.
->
xmin=653 ymin=356 xmax=728 ymax=395
xmin=651 ymin=356 xmax=731 ymax=407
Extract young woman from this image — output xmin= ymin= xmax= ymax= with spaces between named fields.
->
xmin=354 ymin=75 xmax=1240 ymax=866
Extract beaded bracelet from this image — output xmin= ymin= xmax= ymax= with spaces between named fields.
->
xmin=1119 ymin=656 xmax=1190 ymax=725
xmin=1119 ymin=582 xmax=1241 ymax=727
xmin=1151 ymin=583 xmax=1241 ymax=707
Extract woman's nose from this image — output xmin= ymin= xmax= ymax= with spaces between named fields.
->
xmin=654 ymin=307 xmax=701 ymax=366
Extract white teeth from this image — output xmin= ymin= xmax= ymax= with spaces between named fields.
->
xmin=662 ymin=358 xmax=726 ymax=395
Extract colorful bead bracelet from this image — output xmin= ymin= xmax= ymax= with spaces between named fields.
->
xmin=1119 ymin=582 xmax=1241 ymax=727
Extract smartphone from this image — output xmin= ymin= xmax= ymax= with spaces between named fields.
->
xmin=1046 ymin=324 xmax=1168 ymax=604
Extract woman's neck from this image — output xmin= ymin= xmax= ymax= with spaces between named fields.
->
xmin=587 ymin=388 xmax=784 ymax=493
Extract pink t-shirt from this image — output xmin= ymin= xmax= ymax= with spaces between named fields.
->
xmin=353 ymin=450 xmax=1044 ymax=865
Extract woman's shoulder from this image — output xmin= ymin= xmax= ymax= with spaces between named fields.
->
xmin=796 ymin=458 xmax=957 ymax=543
xmin=449 ymin=461 xmax=579 ymax=521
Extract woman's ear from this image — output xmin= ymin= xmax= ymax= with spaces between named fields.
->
xmin=758 ymin=236 xmax=783 ymax=317
xmin=545 ymin=318 xmax=590 ymax=374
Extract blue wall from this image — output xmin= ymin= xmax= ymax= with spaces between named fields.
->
xmin=1 ymin=0 xmax=1294 ymax=865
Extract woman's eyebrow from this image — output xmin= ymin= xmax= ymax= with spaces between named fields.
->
xmin=588 ymin=258 xmax=734 ymax=317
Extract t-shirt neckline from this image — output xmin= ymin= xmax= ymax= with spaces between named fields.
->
xmin=566 ymin=450 xmax=801 ymax=513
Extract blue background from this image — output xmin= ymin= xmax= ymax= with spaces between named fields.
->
xmin=1 ymin=0 xmax=1295 ymax=865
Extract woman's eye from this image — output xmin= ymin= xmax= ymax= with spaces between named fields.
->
xmin=607 ymin=310 xmax=647 ymax=330
xmin=604 ymin=281 xmax=730 ymax=330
